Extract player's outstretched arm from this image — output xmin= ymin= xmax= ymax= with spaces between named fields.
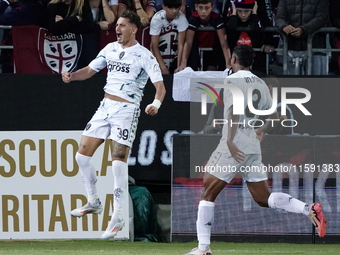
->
xmin=62 ymin=66 xmax=97 ymax=83
xmin=145 ymin=81 xmax=166 ymax=116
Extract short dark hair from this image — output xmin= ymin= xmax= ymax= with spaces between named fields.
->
xmin=196 ymin=0 xmax=214 ymax=5
xmin=163 ymin=0 xmax=182 ymax=8
xmin=119 ymin=10 xmax=141 ymax=31
xmin=232 ymin=44 xmax=254 ymax=68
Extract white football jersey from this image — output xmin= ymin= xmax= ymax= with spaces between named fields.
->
xmin=216 ymin=70 xmax=274 ymax=155
xmin=150 ymin=10 xmax=188 ymax=35
xmin=89 ymin=41 xmax=163 ymax=106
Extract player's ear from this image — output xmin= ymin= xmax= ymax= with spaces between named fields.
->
xmin=132 ymin=25 xmax=138 ymax=35
xmin=231 ymin=55 xmax=236 ymax=65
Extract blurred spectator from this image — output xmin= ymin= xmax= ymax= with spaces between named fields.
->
xmin=89 ymin=0 xmax=117 ymax=29
xmin=0 ymin=0 xmax=44 ymax=25
xmin=329 ymin=0 xmax=340 ymax=75
xmin=180 ymin=0 xmax=192 ymax=20
xmin=109 ymin=0 xmax=118 ymax=20
xmin=79 ymin=0 xmax=117 ymax=69
xmin=270 ymin=0 xmax=279 ymax=21
xmin=47 ymin=0 xmax=95 ymax=69
xmin=226 ymin=0 xmax=274 ymax=75
xmin=156 ymin=0 xmax=192 ymax=20
xmin=150 ymin=0 xmax=188 ymax=74
xmin=222 ymin=0 xmax=273 ymax=28
xmin=118 ymin=0 xmax=156 ymax=27
xmin=176 ymin=0 xmax=231 ymax=72
xmin=0 ymin=0 xmax=45 ymax=73
xmin=213 ymin=0 xmax=222 ymax=14
xmin=276 ymin=0 xmax=329 ymax=75
xmin=47 ymin=0 xmax=94 ymax=36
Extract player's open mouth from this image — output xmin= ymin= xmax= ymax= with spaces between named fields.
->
xmin=117 ymin=33 xmax=122 ymax=39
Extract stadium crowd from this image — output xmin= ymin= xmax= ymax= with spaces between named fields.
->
xmin=0 ymin=0 xmax=339 ymax=75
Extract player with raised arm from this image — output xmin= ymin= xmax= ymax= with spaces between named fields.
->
xmin=62 ymin=10 xmax=166 ymax=240
xmin=183 ymin=44 xmax=326 ymax=255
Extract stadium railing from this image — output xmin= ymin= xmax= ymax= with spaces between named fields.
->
xmin=198 ymin=26 xmax=340 ymax=75
xmin=0 ymin=25 xmax=13 ymax=50
xmin=306 ymin=27 xmax=340 ymax=75
xmin=1 ymin=25 xmax=339 ymax=75
xmin=198 ymin=26 xmax=288 ymax=75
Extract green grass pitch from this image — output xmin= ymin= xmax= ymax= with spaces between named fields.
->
xmin=0 ymin=240 xmax=339 ymax=255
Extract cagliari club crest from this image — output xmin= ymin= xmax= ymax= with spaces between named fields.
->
xmin=38 ymin=28 xmax=82 ymax=74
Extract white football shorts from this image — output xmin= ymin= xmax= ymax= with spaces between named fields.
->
xmin=205 ymin=152 xmax=268 ymax=183
xmin=82 ymin=98 xmax=140 ymax=147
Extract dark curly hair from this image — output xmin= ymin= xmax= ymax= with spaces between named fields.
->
xmin=163 ymin=0 xmax=182 ymax=8
xmin=232 ymin=44 xmax=254 ymax=68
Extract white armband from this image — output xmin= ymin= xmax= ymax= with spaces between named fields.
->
xmin=150 ymin=99 xmax=162 ymax=109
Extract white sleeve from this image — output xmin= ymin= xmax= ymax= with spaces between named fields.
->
xmin=149 ymin=15 xmax=162 ymax=35
xmin=141 ymin=50 xmax=163 ymax=83
xmin=177 ymin=12 xmax=189 ymax=32
xmin=88 ymin=45 xmax=108 ymax=72
xmin=108 ymin=0 xmax=118 ymax=6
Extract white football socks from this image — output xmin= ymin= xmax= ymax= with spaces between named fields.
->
xmin=197 ymin=200 xmax=215 ymax=251
xmin=112 ymin=160 xmax=128 ymax=216
xmin=75 ymin=152 xmax=99 ymax=204
xmin=268 ymin=192 xmax=309 ymax=216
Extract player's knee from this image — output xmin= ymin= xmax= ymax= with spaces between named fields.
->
xmin=75 ymin=152 xmax=91 ymax=167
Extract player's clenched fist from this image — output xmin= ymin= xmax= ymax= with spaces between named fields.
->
xmin=145 ymin=105 xmax=158 ymax=116
xmin=62 ymin=72 xmax=72 ymax=83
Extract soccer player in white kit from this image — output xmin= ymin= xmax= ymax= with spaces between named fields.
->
xmin=62 ymin=10 xmax=166 ymax=240
xmin=184 ymin=45 xmax=326 ymax=255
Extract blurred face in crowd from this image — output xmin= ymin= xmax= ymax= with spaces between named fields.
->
xmin=195 ymin=3 xmax=214 ymax=21
xmin=116 ymin=17 xmax=137 ymax=47
xmin=237 ymin=8 xmax=252 ymax=22
xmin=163 ymin=6 xmax=181 ymax=22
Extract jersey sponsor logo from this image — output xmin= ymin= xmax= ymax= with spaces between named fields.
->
xmin=38 ymin=28 xmax=82 ymax=74
xmin=107 ymin=60 xmax=130 ymax=73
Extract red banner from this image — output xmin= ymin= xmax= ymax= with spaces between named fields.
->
xmin=12 ymin=25 xmax=82 ymax=74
